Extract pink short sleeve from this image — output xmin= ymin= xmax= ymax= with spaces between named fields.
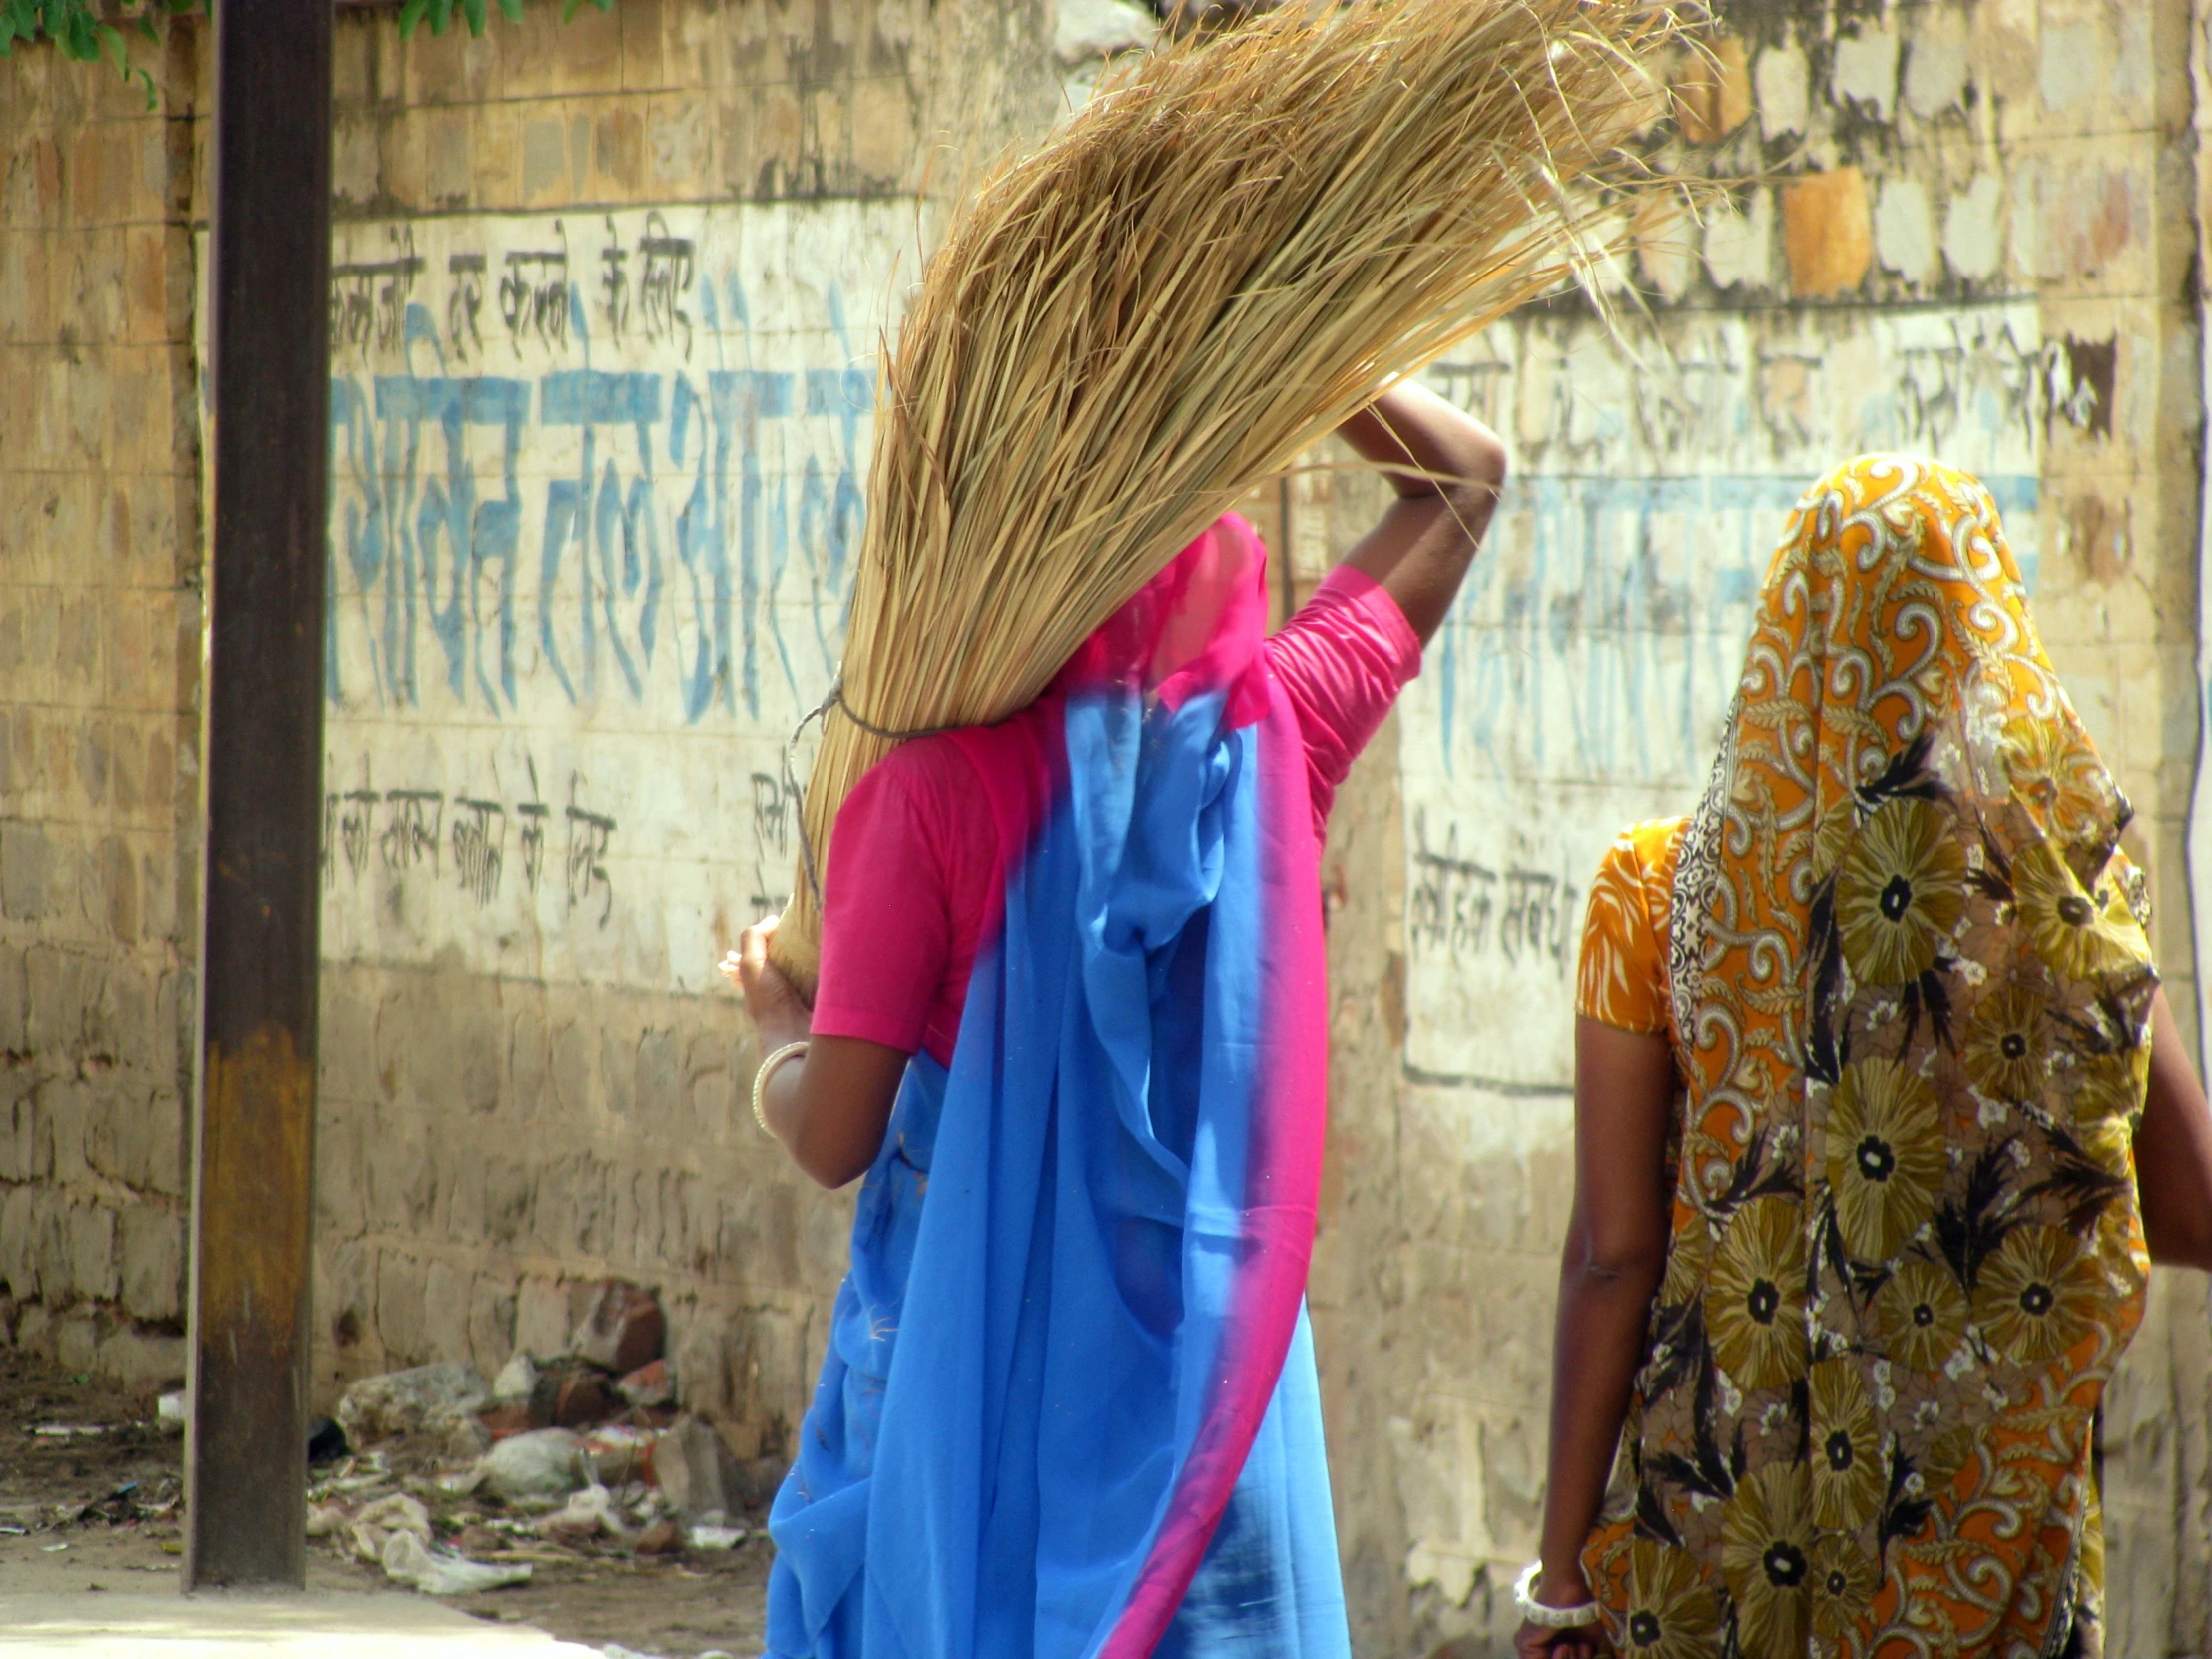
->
xmin=812 ymin=762 xmax=950 ymax=1058
xmin=1264 ymin=566 xmax=1423 ymax=835
xmin=811 ymin=738 xmax=1004 ymax=1067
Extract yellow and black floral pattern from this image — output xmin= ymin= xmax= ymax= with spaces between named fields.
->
xmin=1574 ymin=456 xmax=2157 ymax=1659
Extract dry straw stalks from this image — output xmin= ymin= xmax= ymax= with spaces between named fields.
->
xmin=772 ymin=0 xmax=1694 ymax=991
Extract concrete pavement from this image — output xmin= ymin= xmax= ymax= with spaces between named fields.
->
xmin=0 ymin=1587 xmax=605 ymax=1656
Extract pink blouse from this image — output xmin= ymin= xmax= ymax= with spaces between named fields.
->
xmin=812 ymin=565 xmax=1422 ymax=1066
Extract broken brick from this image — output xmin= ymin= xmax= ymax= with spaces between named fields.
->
xmin=568 ymin=1280 xmax=665 ymax=1376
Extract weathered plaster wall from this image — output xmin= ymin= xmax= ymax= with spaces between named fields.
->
xmin=1308 ymin=2 xmax=2212 ymax=1654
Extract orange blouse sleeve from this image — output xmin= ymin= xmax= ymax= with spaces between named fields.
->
xmin=1574 ymin=817 xmax=1689 ymax=1036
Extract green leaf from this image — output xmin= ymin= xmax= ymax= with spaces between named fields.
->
xmin=462 ymin=0 xmax=486 ymax=35
xmin=427 ymin=0 xmax=455 ymax=36
xmin=497 ymin=0 xmax=523 ymax=20
xmin=397 ymin=0 xmax=431 ymax=38
xmin=60 ymin=11 xmax=101 ymax=62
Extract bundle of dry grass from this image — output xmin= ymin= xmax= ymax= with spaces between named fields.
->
xmin=773 ymin=0 xmax=1687 ymax=990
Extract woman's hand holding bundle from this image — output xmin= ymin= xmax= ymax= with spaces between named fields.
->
xmin=722 ymin=915 xmax=812 ymax=1050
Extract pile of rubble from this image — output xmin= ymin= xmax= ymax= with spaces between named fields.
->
xmin=306 ymin=1280 xmax=768 ymax=1596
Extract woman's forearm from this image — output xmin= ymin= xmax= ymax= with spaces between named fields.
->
xmin=1536 ymin=1242 xmax=1661 ymax=1599
xmin=1337 ymin=382 xmax=1505 ymax=503
xmin=732 ymin=919 xmax=908 ymax=1189
xmin=1330 ymin=383 xmax=1505 ymax=644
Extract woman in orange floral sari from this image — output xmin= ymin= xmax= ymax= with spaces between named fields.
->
xmin=1513 ymin=456 xmax=2212 ymax=1659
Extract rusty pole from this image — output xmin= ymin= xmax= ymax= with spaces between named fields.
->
xmin=183 ymin=0 xmax=333 ymax=1590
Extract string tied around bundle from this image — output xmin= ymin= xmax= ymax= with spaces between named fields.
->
xmin=780 ymin=678 xmax=965 ymax=909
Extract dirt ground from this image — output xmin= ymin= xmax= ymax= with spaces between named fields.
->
xmin=0 ymin=1349 xmax=770 ymax=1656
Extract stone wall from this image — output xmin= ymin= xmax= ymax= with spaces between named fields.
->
xmin=0 ymin=25 xmax=201 ymax=1390
xmin=6 ymin=3 xmax=2212 ymax=1655
xmin=299 ymin=0 xmax=1117 ymax=1457
xmin=0 ymin=0 xmax=1138 ymax=1455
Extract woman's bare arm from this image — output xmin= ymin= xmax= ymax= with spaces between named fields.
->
xmin=2135 ymin=984 xmax=2212 ymax=1271
xmin=1516 ymin=1017 xmax=1677 ymax=1659
xmin=726 ymin=917 xmax=908 ymax=1189
xmin=1332 ymin=382 xmax=1506 ymax=644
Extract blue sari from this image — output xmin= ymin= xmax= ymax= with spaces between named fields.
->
xmin=766 ymin=519 xmax=1346 ymax=1659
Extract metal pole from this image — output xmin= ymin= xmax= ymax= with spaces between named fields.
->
xmin=183 ymin=0 xmax=333 ymax=1590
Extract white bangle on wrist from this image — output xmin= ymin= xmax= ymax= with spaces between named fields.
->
xmin=751 ymin=1040 xmax=809 ymax=1133
xmin=1513 ymin=1561 xmax=1601 ymax=1629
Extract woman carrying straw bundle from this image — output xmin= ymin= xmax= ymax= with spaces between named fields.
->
xmin=727 ymin=381 xmax=1503 ymax=1658
xmin=1514 ymin=455 xmax=2212 ymax=1659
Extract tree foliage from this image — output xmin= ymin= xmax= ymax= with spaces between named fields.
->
xmin=0 ymin=0 xmax=614 ymax=109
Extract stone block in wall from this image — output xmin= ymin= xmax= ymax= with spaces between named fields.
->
xmin=469 ymin=104 xmax=520 ymax=209
xmin=506 ymin=1000 xmax=548 ymax=1120
xmin=68 ymin=1200 xmax=117 ymax=1303
xmin=377 ymin=1248 xmax=428 ymax=1365
xmin=365 ymin=1109 xmax=435 ymax=1231
xmin=850 ymin=75 xmax=916 ymax=183
xmin=514 ymin=1275 xmax=568 ymax=1361
xmin=590 ymin=108 xmax=645 ymax=199
xmin=133 ymin=1089 xmax=184 ymax=1199
xmin=0 ymin=1182 xmax=37 ymax=1297
xmin=2 ymin=820 xmax=49 ymax=920
xmin=53 ymin=1309 xmax=101 ymax=1375
xmin=467 ymin=1274 xmax=515 ymax=1379
xmin=332 ymin=113 xmax=380 ymax=208
xmin=1782 ymin=167 xmax=1872 ymax=299
xmin=390 ymin=966 xmax=502 ymax=1119
xmin=645 ymin=95 xmax=705 ymax=193
xmin=546 ymin=1016 xmax=594 ymax=1116
xmin=24 ymin=944 xmax=93 ymax=1057
xmin=118 ymin=1203 xmax=181 ymax=1323
xmin=41 ymin=1077 xmax=88 ymax=1186
xmin=518 ymin=112 xmax=574 ymax=207
xmin=318 ymin=974 xmax=378 ymax=1106
xmin=90 ymin=1084 xmax=183 ymax=1199
xmin=481 ymin=1154 xmax=532 ymax=1247
xmin=0 ymin=1081 xmax=42 ymax=1183
xmin=318 ymin=1238 xmax=375 ymax=1357
xmin=314 ymin=1111 xmax=367 ymax=1240
xmin=423 ymin=110 xmax=472 ymax=206
xmin=423 ymin=1258 xmax=471 ymax=1364
xmin=99 ymin=1324 xmax=184 ymax=1388
xmin=670 ymin=1297 xmax=737 ymax=1420
xmin=635 ymin=1027 xmax=679 ymax=1126
xmin=717 ymin=1181 xmax=801 ymax=1290
xmin=87 ymin=833 xmax=133 ymax=947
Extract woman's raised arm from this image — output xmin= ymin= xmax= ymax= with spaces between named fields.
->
xmin=1332 ymin=381 xmax=1506 ymax=644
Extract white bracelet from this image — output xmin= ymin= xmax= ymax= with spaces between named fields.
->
xmin=751 ymin=1040 xmax=809 ymax=1133
xmin=1513 ymin=1561 xmax=1602 ymax=1629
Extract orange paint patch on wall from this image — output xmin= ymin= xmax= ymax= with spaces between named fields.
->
xmin=1675 ymin=35 xmax=1751 ymax=144
xmin=1782 ymin=167 xmax=1872 ymax=298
